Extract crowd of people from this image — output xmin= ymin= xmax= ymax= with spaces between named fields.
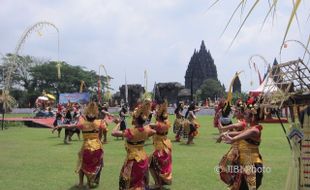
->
xmin=51 ymin=103 xmax=82 ymax=143
xmin=49 ymin=93 xmax=264 ymax=190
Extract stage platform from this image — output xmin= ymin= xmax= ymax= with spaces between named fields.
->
xmin=1 ymin=117 xmax=54 ymax=128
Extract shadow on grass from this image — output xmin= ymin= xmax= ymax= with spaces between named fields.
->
xmin=151 ymin=186 xmax=170 ymax=190
xmin=67 ymin=185 xmax=89 ymax=190
xmin=111 ymin=137 xmax=124 ymax=141
xmin=47 ymin=136 xmax=59 ymax=139
xmin=171 ymin=140 xmax=182 ymax=143
xmin=69 ymin=139 xmax=81 ymax=142
xmin=54 ymin=142 xmax=72 ymax=146
xmin=178 ymin=143 xmax=195 ymax=146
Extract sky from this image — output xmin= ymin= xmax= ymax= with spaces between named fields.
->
xmin=0 ymin=0 xmax=309 ymax=93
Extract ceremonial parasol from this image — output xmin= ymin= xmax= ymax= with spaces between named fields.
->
xmin=38 ymin=96 xmax=48 ymax=101
xmin=46 ymin=94 xmax=56 ymax=100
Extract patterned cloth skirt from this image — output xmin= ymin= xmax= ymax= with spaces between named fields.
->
xmin=173 ymin=118 xmax=184 ymax=134
xmin=183 ymin=120 xmax=199 ymax=138
xmin=79 ymin=149 xmax=104 ymax=188
xmin=219 ymin=147 xmax=263 ymax=190
xmin=149 ymin=149 xmax=172 ymax=185
xmin=119 ymin=158 xmax=149 ymax=190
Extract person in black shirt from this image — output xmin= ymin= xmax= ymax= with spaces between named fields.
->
xmin=119 ymin=104 xmax=129 ymax=140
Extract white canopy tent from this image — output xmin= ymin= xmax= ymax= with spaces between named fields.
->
xmin=249 ymin=76 xmax=280 ymax=96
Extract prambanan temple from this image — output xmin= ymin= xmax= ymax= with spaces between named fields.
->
xmin=185 ymin=40 xmax=218 ymax=94
xmin=115 ymin=40 xmax=241 ymax=106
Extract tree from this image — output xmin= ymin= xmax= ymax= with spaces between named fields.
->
xmin=0 ymin=90 xmax=17 ymax=129
xmin=195 ymin=79 xmax=225 ymax=101
xmin=0 ymin=54 xmax=46 ymax=107
xmin=1 ymin=55 xmax=113 ymax=107
xmin=29 ymin=61 xmax=111 ymax=102
xmin=0 ymin=54 xmax=45 ymax=90
xmin=232 ymin=91 xmax=248 ymax=104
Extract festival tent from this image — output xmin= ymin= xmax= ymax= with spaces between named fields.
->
xmin=249 ymin=76 xmax=279 ymax=96
xmin=249 ymin=76 xmax=288 ymax=123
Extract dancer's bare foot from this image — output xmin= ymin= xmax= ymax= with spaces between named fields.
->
xmin=149 ymin=184 xmax=161 ymax=190
xmin=186 ymin=141 xmax=194 ymax=145
xmin=76 ymin=184 xmax=84 ymax=189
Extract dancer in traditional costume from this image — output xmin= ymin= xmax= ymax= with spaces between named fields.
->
xmin=75 ymin=102 xmax=106 ymax=188
xmin=68 ymin=104 xmax=81 ymax=141
xmin=173 ymin=101 xmax=185 ymax=142
xmin=146 ymin=101 xmax=156 ymax=125
xmin=52 ymin=111 xmax=63 ymax=137
xmin=217 ymin=100 xmax=247 ymax=188
xmin=183 ymin=102 xmax=200 ymax=144
xmin=58 ymin=102 xmax=105 ymax=188
xmin=218 ymin=99 xmax=246 ymax=133
xmin=112 ymin=99 xmax=156 ymax=190
xmin=221 ymin=97 xmax=264 ymax=190
xmin=63 ymin=107 xmax=76 ymax=143
xmin=214 ymin=99 xmax=232 ymax=133
xmin=215 ymin=71 xmax=243 ymax=132
xmin=99 ymin=103 xmax=112 ymax=143
xmin=149 ymin=100 xmax=172 ymax=189
xmin=52 ymin=104 xmax=64 ymax=136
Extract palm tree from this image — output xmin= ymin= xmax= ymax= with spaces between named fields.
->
xmin=0 ymin=90 xmax=16 ymax=130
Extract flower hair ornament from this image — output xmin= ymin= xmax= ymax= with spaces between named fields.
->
xmin=246 ymin=96 xmax=259 ymax=115
xmin=234 ymin=98 xmax=246 ymax=113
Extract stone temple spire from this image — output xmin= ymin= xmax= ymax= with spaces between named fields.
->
xmin=273 ymin=58 xmax=278 ymax=65
xmin=185 ymin=40 xmax=218 ymax=93
xmin=200 ymin=40 xmax=206 ymax=51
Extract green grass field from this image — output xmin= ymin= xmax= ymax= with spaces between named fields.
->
xmin=0 ymin=115 xmax=290 ymax=190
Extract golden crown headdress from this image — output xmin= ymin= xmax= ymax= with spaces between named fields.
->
xmin=133 ymin=98 xmax=152 ymax=121
xmin=84 ymin=102 xmax=99 ymax=118
xmin=157 ymin=99 xmax=168 ymax=120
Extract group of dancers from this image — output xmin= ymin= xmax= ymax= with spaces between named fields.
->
xmin=51 ymin=103 xmax=81 ymax=144
xmin=173 ymin=101 xmax=201 ymax=144
xmin=112 ymin=99 xmax=172 ymax=189
xmin=216 ymin=97 xmax=264 ymax=190
xmin=54 ymin=98 xmax=174 ymax=189
xmin=53 ymin=94 xmax=264 ymax=190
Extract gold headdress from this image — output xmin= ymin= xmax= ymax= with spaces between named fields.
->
xmin=157 ymin=100 xmax=168 ymax=120
xmin=132 ymin=98 xmax=152 ymax=122
xmin=84 ymin=102 xmax=99 ymax=118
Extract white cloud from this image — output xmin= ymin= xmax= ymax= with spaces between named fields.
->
xmin=0 ymin=0 xmax=308 ymax=94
